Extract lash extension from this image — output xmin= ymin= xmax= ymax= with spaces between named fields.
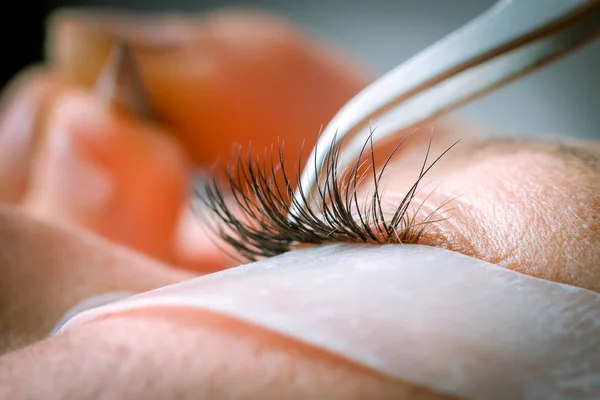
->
xmin=198 ymin=131 xmax=458 ymax=262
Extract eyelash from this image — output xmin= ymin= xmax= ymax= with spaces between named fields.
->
xmin=197 ymin=131 xmax=458 ymax=262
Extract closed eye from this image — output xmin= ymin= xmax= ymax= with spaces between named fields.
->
xmin=198 ymin=130 xmax=456 ymax=262
xmin=198 ymin=130 xmax=600 ymax=292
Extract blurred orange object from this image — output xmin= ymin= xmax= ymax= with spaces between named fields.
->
xmin=46 ymin=8 xmax=372 ymax=170
xmin=0 ymin=8 xmax=372 ymax=272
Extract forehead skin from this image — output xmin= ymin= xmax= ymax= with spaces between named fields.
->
xmin=379 ymin=137 xmax=600 ymax=292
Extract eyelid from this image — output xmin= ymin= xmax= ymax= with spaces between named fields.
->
xmin=200 ymin=133 xmax=454 ymax=261
xmin=56 ymin=244 xmax=600 ymax=400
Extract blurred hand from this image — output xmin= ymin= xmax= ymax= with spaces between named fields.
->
xmin=0 ymin=8 xmax=371 ymax=271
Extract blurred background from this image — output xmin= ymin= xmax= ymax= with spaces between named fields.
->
xmin=5 ymin=0 xmax=599 ymax=139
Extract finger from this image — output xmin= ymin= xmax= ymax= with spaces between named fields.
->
xmin=0 ymin=67 xmax=66 ymax=202
xmin=0 ymin=204 xmax=194 ymax=351
xmin=22 ymin=90 xmax=191 ymax=263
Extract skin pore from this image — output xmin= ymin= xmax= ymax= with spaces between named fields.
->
xmin=0 ymin=8 xmax=598 ymax=399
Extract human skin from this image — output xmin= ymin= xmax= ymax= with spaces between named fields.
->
xmin=0 ymin=135 xmax=598 ymax=398
xmin=374 ymin=134 xmax=600 ymax=292
xmin=0 ymin=8 xmax=598 ymax=399
xmin=0 ymin=209 xmax=446 ymax=398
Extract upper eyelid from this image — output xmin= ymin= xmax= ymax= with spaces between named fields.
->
xmin=198 ymin=135 xmax=599 ymax=262
xmin=199 ymin=135 xmax=453 ymax=261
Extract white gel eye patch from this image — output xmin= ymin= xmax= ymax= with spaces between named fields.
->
xmin=56 ymin=244 xmax=600 ymax=400
xmin=50 ymin=292 xmax=134 ymax=336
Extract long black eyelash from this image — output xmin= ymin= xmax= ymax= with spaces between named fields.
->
xmin=197 ymin=130 xmax=458 ymax=263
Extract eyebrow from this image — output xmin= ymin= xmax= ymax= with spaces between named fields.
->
xmin=466 ymin=137 xmax=600 ymax=173
xmin=556 ymin=143 xmax=600 ymax=172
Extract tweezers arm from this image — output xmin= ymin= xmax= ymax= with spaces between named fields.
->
xmin=290 ymin=0 xmax=600 ymax=218
xmin=340 ymin=0 xmax=600 ymax=167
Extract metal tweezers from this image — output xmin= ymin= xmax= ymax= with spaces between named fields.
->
xmin=289 ymin=0 xmax=600 ymax=219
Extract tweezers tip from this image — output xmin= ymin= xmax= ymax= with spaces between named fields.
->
xmin=93 ymin=42 xmax=153 ymax=119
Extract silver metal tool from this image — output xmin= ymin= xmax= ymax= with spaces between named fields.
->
xmin=289 ymin=0 xmax=600 ymax=220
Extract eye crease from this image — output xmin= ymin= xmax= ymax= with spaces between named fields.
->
xmin=198 ymin=132 xmax=458 ymax=262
